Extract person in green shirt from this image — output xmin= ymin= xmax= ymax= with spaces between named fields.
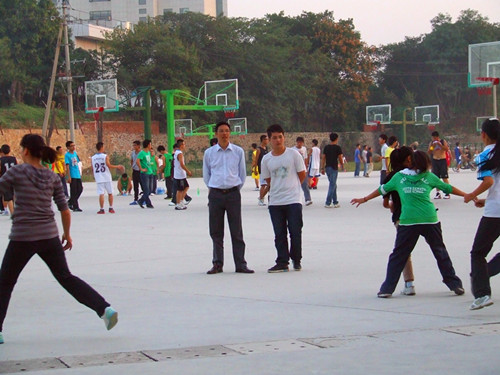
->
xmin=351 ymin=150 xmax=466 ymax=298
xmin=117 ymin=173 xmax=132 ymax=195
xmin=150 ymin=150 xmax=158 ymax=195
xmin=135 ymin=139 xmax=154 ymax=208
xmin=157 ymin=145 xmax=173 ymax=199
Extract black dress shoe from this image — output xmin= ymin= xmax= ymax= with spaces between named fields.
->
xmin=235 ymin=267 xmax=255 ymax=274
xmin=207 ymin=264 xmax=223 ymax=274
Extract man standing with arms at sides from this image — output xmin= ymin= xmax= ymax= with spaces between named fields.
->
xmin=65 ymin=141 xmax=83 ymax=212
xmin=428 ymin=131 xmax=450 ymax=199
xmin=353 ymin=144 xmax=362 ymax=177
xmin=157 ymin=145 xmax=173 ymax=199
xmin=173 ymin=139 xmax=192 ymax=210
xmin=0 ymin=144 xmax=17 ymax=216
xmin=321 ymin=133 xmax=344 ymax=208
xmin=261 ymin=124 xmax=307 ymax=273
xmin=130 ymin=140 xmax=141 ymax=205
xmin=379 ymin=134 xmax=388 ymax=184
xmin=136 ymin=139 xmax=154 ymax=209
xmin=292 ymin=136 xmax=312 ymax=205
xmin=361 ymin=145 xmax=368 ymax=177
xmin=254 ymin=134 xmax=269 ymax=206
xmin=92 ymin=142 xmax=124 ymax=214
xmin=203 ymin=121 xmax=254 ymax=274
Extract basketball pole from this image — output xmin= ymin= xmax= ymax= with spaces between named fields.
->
xmin=493 ymin=83 xmax=498 ymax=118
xmin=62 ymin=1 xmax=75 ymax=142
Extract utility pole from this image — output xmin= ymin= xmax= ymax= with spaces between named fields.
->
xmin=63 ymin=1 xmax=75 ymax=142
xmin=42 ymin=24 xmax=63 ymax=141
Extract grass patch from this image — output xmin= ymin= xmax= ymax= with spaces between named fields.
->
xmin=0 ymin=103 xmax=69 ymax=129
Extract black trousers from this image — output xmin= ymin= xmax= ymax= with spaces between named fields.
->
xmin=165 ymin=176 xmax=173 ymax=198
xmin=132 ymin=170 xmax=141 ymax=202
xmin=0 ymin=237 xmax=110 ymax=331
xmin=68 ymin=178 xmax=83 ymax=209
xmin=208 ymin=188 xmax=247 ymax=269
xmin=379 ymin=223 xmax=462 ymax=294
xmin=471 ymin=217 xmax=500 ymax=298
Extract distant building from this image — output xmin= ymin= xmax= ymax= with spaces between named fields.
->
xmin=67 ymin=0 xmax=228 ymax=28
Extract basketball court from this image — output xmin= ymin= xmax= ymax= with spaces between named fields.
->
xmin=0 ymin=170 xmax=499 ymax=374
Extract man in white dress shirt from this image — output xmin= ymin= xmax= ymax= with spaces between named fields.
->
xmin=203 ymin=121 xmax=254 ymax=274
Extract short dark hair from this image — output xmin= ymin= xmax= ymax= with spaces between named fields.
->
xmin=142 ymin=139 xmax=151 ymax=148
xmin=122 ymin=173 xmax=128 ymax=179
xmin=210 ymin=138 xmax=218 ymax=146
xmin=251 ymin=143 xmax=257 ymax=149
xmin=431 ymin=131 xmax=439 ymax=137
xmin=157 ymin=145 xmax=166 ymax=152
xmin=260 ymin=134 xmax=268 ymax=142
xmin=1 ymin=144 xmax=10 ymax=154
xmin=266 ymin=124 xmax=285 ymax=138
xmin=312 ymin=139 xmax=318 ymax=146
xmin=412 ymin=150 xmax=431 ymax=172
xmin=329 ymin=133 xmax=338 ymax=142
xmin=296 ymin=136 xmax=304 ymax=143
xmin=215 ymin=121 xmax=230 ymax=133
xmin=133 ymin=140 xmax=141 ymax=146
xmin=56 ymin=146 xmax=62 ymax=151
xmin=96 ymin=142 xmax=104 ymax=151
xmin=176 ymin=139 xmax=184 ymax=147
xmin=379 ymin=134 xmax=388 ymax=142
xmin=65 ymin=141 xmax=74 ymax=148
xmin=388 ymin=136 xmax=398 ymax=146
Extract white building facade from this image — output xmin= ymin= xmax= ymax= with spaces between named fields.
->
xmin=67 ymin=0 xmax=228 ymax=28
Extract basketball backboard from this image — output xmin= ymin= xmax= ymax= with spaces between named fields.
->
xmin=174 ymin=119 xmax=193 ymax=137
xmin=468 ymin=41 xmax=500 ymax=87
xmin=85 ymin=79 xmax=119 ymax=113
xmin=366 ymin=104 xmax=391 ymax=124
xmin=227 ymin=117 xmax=247 ymax=135
xmin=476 ymin=116 xmax=492 ymax=132
xmin=414 ymin=105 xmax=439 ymax=125
xmin=204 ymin=79 xmax=239 ymax=110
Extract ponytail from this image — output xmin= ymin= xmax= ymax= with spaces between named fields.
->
xmin=479 ymin=118 xmax=500 ymax=173
xmin=20 ymin=134 xmax=57 ymax=163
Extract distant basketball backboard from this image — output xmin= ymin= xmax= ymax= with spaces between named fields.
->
xmin=204 ymin=79 xmax=239 ymax=110
xmin=476 ymin=116 xmax=492 ymax=132
xmin=468 ymin=41 xmax=500 ymax=87
xmin=227 ymin=117 xmax=247 ymax=135
xmin=85 ymin=79 xmax=119 ymax=113
xmin=174 ymin=119 xmax=193 ymax=137
xmin=366 ymin=104 xmax=391 ymax=124
xmin=415 ymin=105 xmax=439 ymax=125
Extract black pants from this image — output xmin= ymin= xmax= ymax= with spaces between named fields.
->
xmin=379 ymin=223 xmax=462 ymax=294
xmin=165 ymin=176 xmax=173 ymax=198
xmin=132 ymin=170 xmax=141 ymax=202
xmin=208 ymin=188 xmax=247 ymax=269
xmin=68 ymin=178 xmax=83 ymax=210
xmin=0 ymin=237 xmax=110 ymax=331
xmin=471 ymin=217 xmax=500 ymax=298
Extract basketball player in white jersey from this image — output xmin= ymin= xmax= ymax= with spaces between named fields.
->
xmin=92 ymin=142 xmax=124 ymax=214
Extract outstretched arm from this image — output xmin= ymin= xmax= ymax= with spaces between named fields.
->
xmin=351 ymin=189 xmax=381 ymax=207
xmin=464 ymin=177 xmax=494 ymax=203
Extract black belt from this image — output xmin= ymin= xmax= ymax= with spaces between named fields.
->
xmin=211 ymin=186 xmax=238 ymax=194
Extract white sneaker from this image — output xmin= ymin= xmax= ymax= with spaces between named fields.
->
xmin=1 ymin=210 xmax=8 ymax=216
xmin=470 ymin=295 xmax=494 ymax=310
xmin=324 ymin=203 xmax=333 ymax=208
xmin=333 ymin=203 xmax=340 ymax=208
xmin=401 ymin=285 xmax=416 ymax=296
xmin=175 ymin=203 xmax=187 ymax=210
xmin=305 ymin=200 xmax=313 ymax=206
xmin=434 ymin=192 xmax=442 ymax=199
xmin=258 ymin=198 xmax=266 ymax=206
xmin=101 ymin=306 xmax=118 ymax=331
xmin=168 ymin=201 xmax=176 ymax=206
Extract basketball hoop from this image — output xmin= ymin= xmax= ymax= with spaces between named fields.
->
xmin=477 ymin=86 xmax=492 ymax=96
xmin=428 ymin=123 xmax=436 ymax=131
xmin=224 ymin=109 xmax=236 ymax=118
xmin=476 ymin=77 xmax=499 ymax=96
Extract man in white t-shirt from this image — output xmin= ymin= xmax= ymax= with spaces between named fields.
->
xmin=379 ymin=134 xmax=388 ymax=184
xmin=261 ymin=124 xmax=307 ymax=273
xmin=291 ymin=136 xmax=312 ymax=205
xmin=92 ymin=142 xmax=124 ymax=214
xmin=173 ymin=139 xmax=192 ymax=210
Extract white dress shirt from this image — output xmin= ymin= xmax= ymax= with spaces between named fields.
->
xmin=203 ymin=143 xmax=246 ymax=189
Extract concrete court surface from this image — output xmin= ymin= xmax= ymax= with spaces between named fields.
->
xmin=0 ymin=169 xmax=499 ymax=374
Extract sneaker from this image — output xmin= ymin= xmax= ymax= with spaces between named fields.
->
xmin=401 ymin=285 xmax=416 ymax=296
xmin=254 ymin=187 xmax=260 ymax=191
xmin=434 ymin=192 xmax=442 ymax=199
xmin=1 ymin=210 xmax=9 ymax=216
xmin=138 ymin=202 xmax=144 ymax=209
xmin=129 ymin=201 xmax=138 ymax=205
xmin=293 ymin=261 xmax=302 ymax=271
xmin=146 ymin=204 xmax=154 ymax=209
xmin=175 ymin=204 xmax=187 ymax=210
xmin=183 ymin=199 xmax=191 ymax=206
xmin=267 ymin=264 xmax=289 ymax=273
xmin=377 ymin=292 xmax=392 ymax=298
xmin=470 ymin=295 xmax=494 ymax=310
xmin=305 ymin=200 xmax=313 ymax=206
xmin=444 ymin=194 xmax=450 ymax=199
xmin=0 ymin=331 xmax=4 ymax=344
xmin=333 ymin=203 xmax=341 ymax=208
xmin=185 ymin=197 xmax=192 ymax=204
xmin=324 ymin=203 xmax=333 ymax=208
xmin=108 ymin=208 xmax=115 ymax=214
xmin=101 ymin=306 xmax=118 ymax=331
xmin=453 ymin=287 xmax=465 ymax=296
xmin=72 ymin=208 xmax=83 ymax=212
xmin=258 ymin=198 xmax=266 ymax=206
xmin=168 ymin=201 xmax=176 ymax=206
xmin=97 ymin=209 xmax=105 ymax=214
